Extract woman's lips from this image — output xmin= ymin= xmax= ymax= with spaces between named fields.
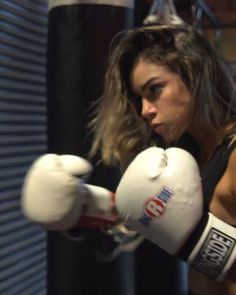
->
xmin=152 ymin=123 xmax=164 ymax=135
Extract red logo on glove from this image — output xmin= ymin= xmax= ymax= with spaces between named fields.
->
xmin=144 ymin=199 xmax=165 ymax=218
xmin=139 ymin=186 xmax=174 ymax=226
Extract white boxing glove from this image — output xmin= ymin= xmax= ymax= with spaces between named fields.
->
xmin=22 ymin=154 xmax=117 ymax=231
xmin=116 ymin=147 xmax=236 ymax=281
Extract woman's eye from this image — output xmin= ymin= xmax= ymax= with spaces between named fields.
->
xmin=148 ymin=85 xmax=162 ymax=99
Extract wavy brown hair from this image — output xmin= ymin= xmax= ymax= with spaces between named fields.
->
xmin=89 ymin=24 xmax=236 ymax=166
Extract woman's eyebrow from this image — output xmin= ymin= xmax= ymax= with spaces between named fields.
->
xmin=138 ymin=77 xmax=161 ymax=94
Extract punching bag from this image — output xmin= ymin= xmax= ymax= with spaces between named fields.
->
xmin=46 ymin=1 xmax=134 ymax=295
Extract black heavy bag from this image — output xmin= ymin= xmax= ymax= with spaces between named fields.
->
xmin=46 ymin=1 xmax=134 ymax=295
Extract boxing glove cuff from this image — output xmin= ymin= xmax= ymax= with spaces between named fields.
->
xmin=77 ymin=184 xmax=118 ymax=230
xmin=187 ymin=212 xmax=236 ymax=281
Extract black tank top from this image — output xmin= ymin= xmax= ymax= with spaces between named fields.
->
xmin=201 ymin=136 xmax=236 ymax=205
xmin=179 ymin=135 xmax=236 ymax=260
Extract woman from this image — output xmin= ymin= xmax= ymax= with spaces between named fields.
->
xmin=89 ymin=24 xmax=236 ymax=294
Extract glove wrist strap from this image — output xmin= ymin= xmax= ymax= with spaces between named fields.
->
xmin=188 ymin=213 xmax=236 ymax=281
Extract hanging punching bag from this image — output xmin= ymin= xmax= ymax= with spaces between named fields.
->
xmin=46 ymin=1 xmax=134 ymax=295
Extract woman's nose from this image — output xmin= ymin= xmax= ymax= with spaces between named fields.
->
xmin=141 ymin=97 xmax=157 ymax=120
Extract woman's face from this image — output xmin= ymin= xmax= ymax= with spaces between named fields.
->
xmin=130 ymin=59 xmax=193 ymax=143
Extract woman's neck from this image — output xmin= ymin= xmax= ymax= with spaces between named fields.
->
xmin=198 ymin=137 xmax=221 ymax=168
xmin=193 ymin=130 xmax=234 ymax=168
xmin=186 ymin=122 xmax=236 ymax=167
